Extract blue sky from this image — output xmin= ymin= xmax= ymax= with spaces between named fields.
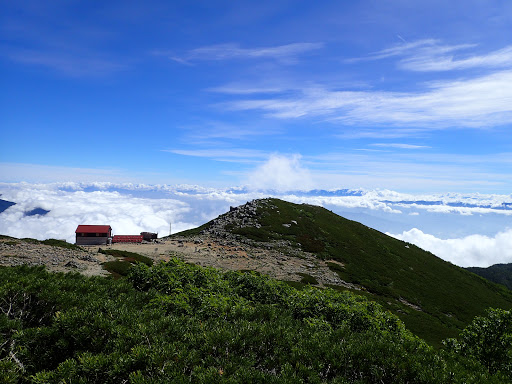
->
xmin=1 ymin=1 xmax=512 ymax=267
xmin=2 ymin=0 xmax=512 ymax=192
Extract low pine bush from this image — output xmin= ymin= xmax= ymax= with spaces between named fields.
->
xmin=0 ymin=262 xmax=508 ymax=383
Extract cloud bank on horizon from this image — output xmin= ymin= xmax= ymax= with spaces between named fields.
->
xmin=1 ymin=181 xmax=511 ymax=268
xmin=390 ymin=228 xmax=512 ymax=269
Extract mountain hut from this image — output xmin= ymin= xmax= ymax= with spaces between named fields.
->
xmin=75 ymin=225 xmax=112 ymax=245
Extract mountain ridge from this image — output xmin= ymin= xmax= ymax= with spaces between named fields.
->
xmin=1 ymin=197 xmax=510 ymax=348
xmin=175 ymin=198 xmax=512 ymax=346
xmin=467 ymin=263 xmax=512 ymax=291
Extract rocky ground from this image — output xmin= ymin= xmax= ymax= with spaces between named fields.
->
xmin=113 ymin=235 xmax=351 ymax=287
xmin=0 ymin=238 xmax=111 ymax=277
xmin=0 ymin=199 xmax=359 ymax=288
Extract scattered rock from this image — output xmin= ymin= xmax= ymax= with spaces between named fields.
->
xmin=64 ymin=261 xmax=80 ymax=269
xmin=0 ymin=238 xmax=108 ymax=276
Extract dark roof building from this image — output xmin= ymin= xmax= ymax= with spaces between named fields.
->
xmin=141 ymin=232 xmax=158 ymax=241
xmin=75 ymin=225 xmax=112 ymax=245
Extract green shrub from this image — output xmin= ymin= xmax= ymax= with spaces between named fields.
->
xmin=99 ymin=249 xmax=153 ymax=266
xmin=297 ymin=234 xmax=324 ymax=253
xmin=444 ymin=308 xmax=512 ymax=378
xmin=0 ymin=263 xmax=508 ymax=383
xmin=20 ymin=238 xmax=40 ymax=244
xmin=42 ymin=239 xmax=83 ymax=251
xmin=103 ymin=260 xmax=132 ymax=276
xmin=297 ymin=273 xmax=319 ymax=285
xmin=326 ymin=261 xmax=344 ymax=273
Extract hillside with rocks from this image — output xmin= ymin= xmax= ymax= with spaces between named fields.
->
xmin=172 ymin=198 xmax=512 ymax=346
xmin=0 ymin=237 xmax=110 ymax=276
xmin=2 ymin=197 xmax=512 ymax=348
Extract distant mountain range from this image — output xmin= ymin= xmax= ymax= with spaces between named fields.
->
xmin=176 ymin=198 xmax=512 ymax=347
xmin=0 ymin=198 xmax=15 ymax=214
xmin=467 ymin=264 xmax=512 ymax=291
xmin=0 ymin=198 xmax=49 ymax=216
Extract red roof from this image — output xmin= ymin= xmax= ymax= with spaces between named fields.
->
xmin=75 ymin=225 xmax=112 ymax=234
xmin=112 ymin=235 xmax=143 ymax=243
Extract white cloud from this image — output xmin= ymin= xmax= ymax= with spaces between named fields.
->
xmin=370 ymin=143 xmax=430 ymax=149
xmin=389 ymin=228 xmax=512 ymax=267
xmin=0 ymin=187 xmax=191 ymax=242
xmin=179 ymin=122 xmax=281 ymax=141
xmin=277 ymin=194 xmax=402 ymax=214
xmin=163 ymin=148 xmax=269 ymax=163
xmin=0 ymin=163 xmax=133 ymax=184
xmin=400 ymin=44 xmax=512 ymax=72
xmin=215 ymin=41 xmax=512 ymax=129
xmin=7 ymin=49 xmax=126 ymax=77
xmin=335 ymin=129 xmax=425 ymax=139
xmin=370 ymin=39 xmax=440 ymax=58
xmin=355 ymin=40 xmax=512 ymax=72
xmin=165 ymin=42 xmax=323 ymax=64
xmin=245 ymin=154 xmax=314 ymax=192
xmin=225 ymin=70 xmax=512 ymax=128
xmin=208 ymin=84 xmax=288 ymax=94
xmin=1 ymin=182 xmax=512 ymax=268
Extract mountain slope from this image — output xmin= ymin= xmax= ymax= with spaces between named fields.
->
xmin=177 ymin=198 xmax=512 ymax=346
xmin=467 ymin=263 xmax=512 ymax=291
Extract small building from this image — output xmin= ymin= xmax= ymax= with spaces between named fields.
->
xmin=112 ymin=235 xmax=143 ymax=243
xmin=75 ymin=225 xmax=112 ymax=246
xmin=141 ymin=232 xmax=158 ymax=241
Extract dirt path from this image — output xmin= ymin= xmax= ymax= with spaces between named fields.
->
xmin=107 ymin=236 xmax=351 ymax=287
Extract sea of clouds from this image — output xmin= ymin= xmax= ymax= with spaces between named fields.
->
xmin=0 ymin=182 xmax=511 ymax=268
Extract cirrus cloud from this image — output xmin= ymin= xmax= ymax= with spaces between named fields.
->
xmin=160 ymin=42 xmax=324 ymax=65
xmin=225 ymin=70 xmax=512 ymax=128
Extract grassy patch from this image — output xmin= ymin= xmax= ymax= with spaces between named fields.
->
xmin=238 ymin=269 xmax=262 ymax=275
xmin=99 ymin=249 xmax=153 ymax=266
xmin=42 ymin=239 xmax=83 ymax=251
xmin=2 ymin=236 xmax=84 ymax=251
xmin=100 ymin=249 xmax=153 ymax=278
xmin=260 ymin=199 xmax=512 ymax=345
xmin=327 ymin=261 xmax=344 ymax=274
xmin=103 ymin=260 xmax=132 ymax=277
xmin=21 ymin=238 xmax=40 ymax=244
xmin=297 ymin=234 xmax=325 ymax=253
xmin=297 ymin=272 xmax=319 ymax=285
xmin=283 ymin=280 xmax=307 ymax=290
xmin=232 ymin=227 xmax=272 ymax=242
